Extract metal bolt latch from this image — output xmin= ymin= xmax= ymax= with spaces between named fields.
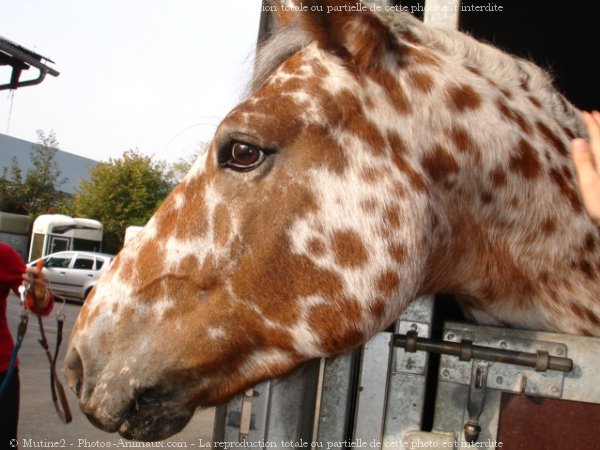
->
xmin=392 ymin=331 xmax=573 ymax=372
xmin=239 ymin=389 xmax=255 ymax=442
xmin=464 ymin=362 xmax=488 ymax=444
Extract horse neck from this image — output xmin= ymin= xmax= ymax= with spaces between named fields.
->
xmin=377 ymin=39 xmax=600 ymax=334
xmin=415 ymin=125 xmax=600 ymax=335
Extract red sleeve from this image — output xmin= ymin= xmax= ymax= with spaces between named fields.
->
xmin=1 ymin=243 xmax=54 ymax=316
xmin=0 ymin=243 xmax=26 ymax=295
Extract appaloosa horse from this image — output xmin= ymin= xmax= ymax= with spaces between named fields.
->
xmin=65 ymin=0 xmax=600 ymax=441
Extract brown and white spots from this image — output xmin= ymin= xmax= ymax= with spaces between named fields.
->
xmin=420 ymin=145 xmax=459 ymax=188
xmin=446 ymin=83 xmax=482 ymax=112
xmin=528 ymin=95 xmax=543 ymax=109
xmin=536 ymin=121 xmax=568 ymax=157
xmin=383 ymin=205 xmax=402 ymax=229
xmin=571 ymin=303 xmax=600 ymax=328
xmin=578 ymin=260 xmax=596 ymax=280
xmin=388 ymin=242 xmax=408 ymax=265
xmin=509 ymin=139 xmax=542 ymax=180
xmin=448 ymin=126 xmax=478 ymax=156
xmin=407 ymin=70 xmax=435 ymax=94
xmin=360 ymin=167 xmax=382 ymax=184
xmin=172 ymin=190 xmax=186 ymax=210
xmin=480 ymin=191 xmax=493 ymax=205
xmin=407 ymin=47 xmax=441 ymax=68
xmin=540 ymin=218 xmax=557 ymax=236
xmin=562 ymin=126 xmax=576 ymax=140
xmin=207 ymin=327 xmax=227 ymax=341
xmin=465 ymin=65 xmax=483 ymax=77
xmin=519 ymin=74 xmax=530 ymax=92
xmin=583 ymin=233 xmax=597 ymax=253
xmin=387 ymin=131 xmax=408 ymax=154
xmin=387 ymin=132 xmax=428 ymax=193
xmin=549 ymin=166 xmax=582 ymax=213
xmin=499 ymin=87 xmax=513 ymax=99
xmin=348 ymin=115 xmax=387 ymax=157
xmin=369 ymin=69 xmax=412 ymax=115
xmin=496 ymin=98 xmax=532 ymax=134
xmin=307 ymin=237 xmax=327 ymax=258
xmin=331 ymin=230 xmax=369 ymax=268
xmin=360 ymin=197 xmax=380 ymax=214
xmin=490 ymin=166 xmax=508 ymax=188
xmin=376 ymin=271 xmax=400 ymax=296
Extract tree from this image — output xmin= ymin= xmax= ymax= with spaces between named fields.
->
xmin=0 ymin=156 xmax=25 ymax=213
xmin=0 ymin=130 xmax=69 ymax=216
xmin=25 ymin=130 xmax=69 ymax=215
xmin=72 ymin=149 xmax=172 ymax=253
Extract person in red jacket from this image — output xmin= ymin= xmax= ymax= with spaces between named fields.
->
xmin=1 ymin=242 xmax=54 ymax=446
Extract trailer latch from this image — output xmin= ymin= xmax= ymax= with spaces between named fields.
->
xmin=392 ymin=330 xmax=573 ymax=372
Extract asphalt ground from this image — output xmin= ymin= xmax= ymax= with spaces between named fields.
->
xmin=6 ymin=292 xmax=215 ymax=448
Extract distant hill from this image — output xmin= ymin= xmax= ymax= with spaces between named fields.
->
xmin=0 ymin=133 xmax=97 ymax=194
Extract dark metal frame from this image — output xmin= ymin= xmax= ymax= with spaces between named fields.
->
xmin=0 ymin=36 xmax=59 ymax=91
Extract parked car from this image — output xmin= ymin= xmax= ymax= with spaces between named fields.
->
xmin=28 ymin=251 xmax=114 ymax=302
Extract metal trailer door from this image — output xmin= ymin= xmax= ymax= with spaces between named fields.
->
xmin=212 ymin=296 xmax=436 ymax=450
xmin=426 ymin=322 xmax=600 ymax=449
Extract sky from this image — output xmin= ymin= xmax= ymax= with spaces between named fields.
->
xmin=0 ymin=0 xmax=262 ymax=164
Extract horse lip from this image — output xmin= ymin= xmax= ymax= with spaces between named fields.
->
xmin=118 ymin=416 xmax=191 ymax=442
xmin=118 ymin=403 xmax=192 ymax=441
xmin=77 ymin=387 xmax=192 ymax=440
xmin=117 ymin=389 xmax=194 ymax=441
xmin=83 ymin=409 xmax=123 ymax=434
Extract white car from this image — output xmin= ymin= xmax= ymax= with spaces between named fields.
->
xmin=28 ymin=251 xmax=114 ymax=302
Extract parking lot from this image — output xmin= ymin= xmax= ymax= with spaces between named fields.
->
xmin=6 ymin=293 xmax=215 ymax=448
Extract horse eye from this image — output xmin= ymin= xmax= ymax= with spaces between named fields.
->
xmin=222 ymin=142 xmax=266 ymax=171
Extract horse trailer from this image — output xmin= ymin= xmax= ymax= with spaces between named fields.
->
xmin=0 ymin=211 xmax=31 ymax=261
xmin=28 ymin=214 xmax=103 ymax=261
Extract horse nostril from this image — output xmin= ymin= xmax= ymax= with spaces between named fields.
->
xmin=64 ymin=348 xmax=84 ymax=398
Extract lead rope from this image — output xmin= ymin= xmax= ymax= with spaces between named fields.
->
xmin=28 ymin=268 xmax=72 ymax=424
xmin=0 ymin=285 xmax=28 ymax=398
xmin=35 ymin=307 xmax=72 ymax=423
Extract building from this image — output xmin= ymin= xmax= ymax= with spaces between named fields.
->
xmin=0 ymin=132 xmax=97 ymax=194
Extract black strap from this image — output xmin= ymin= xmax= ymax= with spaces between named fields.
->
xmin=35 ymin=310 xmax=72 ymax=424
xmin=29 ymin=279 xmax=72 ymax=424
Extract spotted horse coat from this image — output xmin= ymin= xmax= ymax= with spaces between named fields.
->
xmin=65 ymin=0 xmax=600 ymax=442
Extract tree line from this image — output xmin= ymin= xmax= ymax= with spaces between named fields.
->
xmin=0 ymin=130 xmax=199 ymax=254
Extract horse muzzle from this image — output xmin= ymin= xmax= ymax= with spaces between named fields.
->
xmin=64 ymin=347 xmax=194 ymax=441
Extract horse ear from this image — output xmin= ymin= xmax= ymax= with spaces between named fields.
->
xmin=298 ymin=0 xmax=405 ymax=71
xmin=268 ymin=0 xmax=298 ymax=28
